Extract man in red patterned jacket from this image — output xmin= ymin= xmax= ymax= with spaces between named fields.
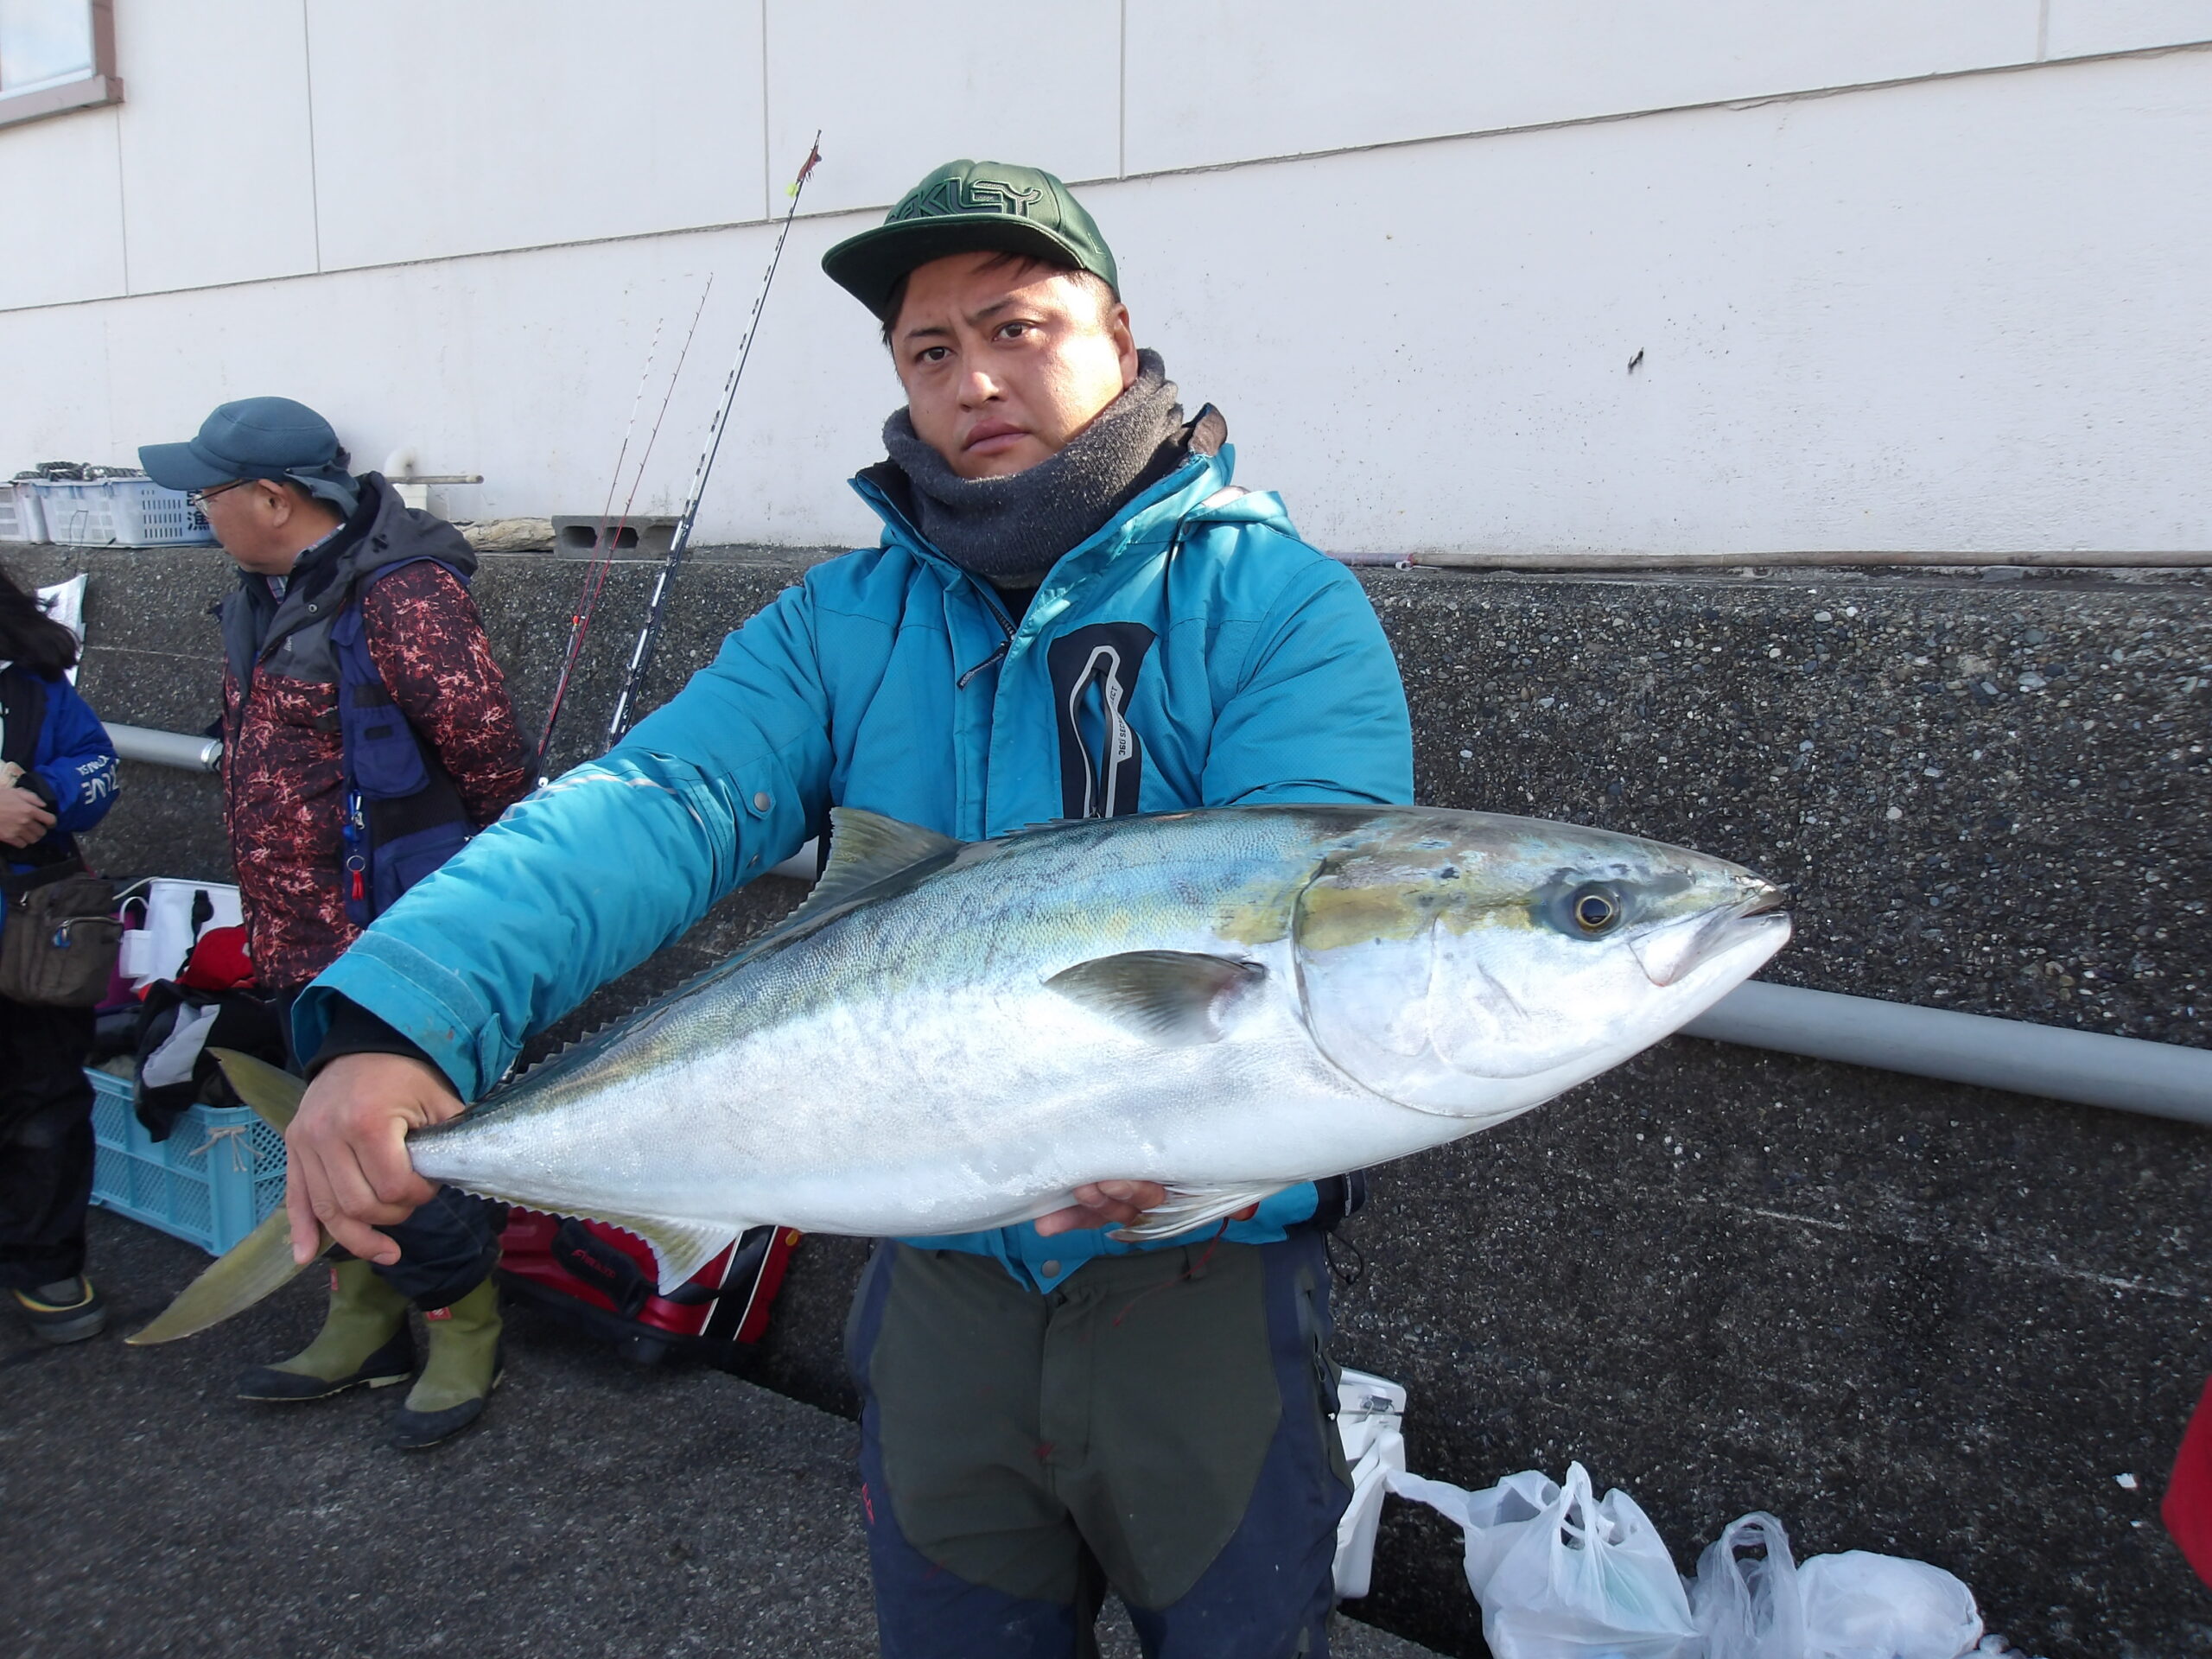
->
xmin=143 ymin=397 xmax=529 ymax=1449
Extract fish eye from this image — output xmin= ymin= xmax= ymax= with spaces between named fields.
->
xmin=1569 ymin=885 xmax=1622 ymax=934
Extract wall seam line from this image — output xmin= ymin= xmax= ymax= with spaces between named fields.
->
xmin=760 ymin=0 xmax=772 ymax=221
xmin=302 ymin=0 xmax=324 ymax=271
xmin=8 ymin=35 xmax=2209 ymax=319
xmin=111 ymin=102 xmax=130 ymax=296
xmin=1106 ymin=36 xmax=2212 ymax=188
xmin=1117 ymin=0 xmax=1128 ymax=178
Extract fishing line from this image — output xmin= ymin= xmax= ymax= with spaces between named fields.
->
xmin=534 ymin=314 xmax=662 ymax=780
xmin=606 ymin=133 xmax=824 ymax=746
xmin=535 ymin=274 xmax=716 ymax=780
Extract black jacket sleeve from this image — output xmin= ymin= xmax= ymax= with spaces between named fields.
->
xmin=307 ymin=994 xmax=436 ymax=1077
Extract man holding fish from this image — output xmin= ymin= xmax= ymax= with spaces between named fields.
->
xmin=280 ymin=161 xmax=1409 ymax=1653
xmin=227 ymin=162 xmax=1785 ymax=1656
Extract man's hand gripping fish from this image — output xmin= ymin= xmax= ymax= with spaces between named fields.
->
xmin=131 ymin=804 xmax=1789 ymax=1344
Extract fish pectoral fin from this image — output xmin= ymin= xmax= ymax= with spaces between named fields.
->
xmin=209 ymin=1048 xmax=307 ymax=1133
xmin=1109 ymin=1182 xmax=1289 ymax=1243
xmin=1046 ymin=951 xmax=1268 ymax=1047
xmin=588 ymin=1211 xmax=741 ymax=1294
xmin=127 ymin=1206 xmax=333 ymax=1345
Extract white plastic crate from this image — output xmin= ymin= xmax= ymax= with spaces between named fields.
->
xmin=33 ymin=477 xmax=214 ymax=547
xmin=0 ymin=480 xmax=45 ymax=542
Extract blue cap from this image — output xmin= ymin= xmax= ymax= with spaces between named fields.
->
xmin=140 ymin=396 xmax=359 ymax=515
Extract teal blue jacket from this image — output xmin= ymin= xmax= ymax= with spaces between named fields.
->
xmin=297 ymin=433 xmax=1414 ymax=1292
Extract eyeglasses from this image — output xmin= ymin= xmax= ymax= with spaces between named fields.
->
xmin=188 ymin=479 xmax=253 ymax=510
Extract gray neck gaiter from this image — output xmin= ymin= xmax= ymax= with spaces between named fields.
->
xmin=880 ymin=349 xmax=1186 ymax=584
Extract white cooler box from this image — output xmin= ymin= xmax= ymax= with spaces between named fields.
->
xmin=118 ymin=877 xmax=243 ymax=987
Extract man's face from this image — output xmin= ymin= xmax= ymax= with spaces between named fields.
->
xmin=890 ymin=252 xmax=1138 ymax=480
xmin=197 ymin=478 xmax=337 ymax=575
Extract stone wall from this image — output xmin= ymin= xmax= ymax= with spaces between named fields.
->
xmin=7 ymin=538 xmax=2208 ymax=1657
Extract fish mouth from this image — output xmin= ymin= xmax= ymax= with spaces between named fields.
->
xmin=1627 ymin=880 xmax=1792 ymax=987
xmin=1737 ymin=878 xmax=1789 ymax=918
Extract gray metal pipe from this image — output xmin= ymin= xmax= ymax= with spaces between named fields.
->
xmin=1685 ymin=981 xmax=2212 ymax=1126
xmin=106 ymin=722 xmax=221 ymax=772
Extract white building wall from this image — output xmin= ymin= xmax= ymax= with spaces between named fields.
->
xmin=1122 ymin=0 xmax=2041 ymax=172
xmin=2 ymin=3 xmax=2208 ymax=556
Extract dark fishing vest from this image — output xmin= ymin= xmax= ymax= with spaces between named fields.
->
xmin=328 ymin=565 xmax=473 ymax=925
xmin=219 ymin=480 xmax=477 ymax=926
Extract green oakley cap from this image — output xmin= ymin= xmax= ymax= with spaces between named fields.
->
xmin=821 ymin=159 xmax=1118 ymax=321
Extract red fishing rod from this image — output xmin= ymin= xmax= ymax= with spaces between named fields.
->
xmin=606 ymin=134 xmax=823 ymax=746
xmin=534 ymin=276 xmax=715 ymax=781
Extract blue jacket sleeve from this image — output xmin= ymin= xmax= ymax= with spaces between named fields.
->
xmin=1204 ymin=552 xmax=1414 ymax=810
xmin=33 ymin=677 xmax=118 ymax=836
xmin=295 ymin=584 xmax=833 ymax=1099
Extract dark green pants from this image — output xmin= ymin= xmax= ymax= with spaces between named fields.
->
xmin=848 ymin=1230 xmax=1351 ymax=1658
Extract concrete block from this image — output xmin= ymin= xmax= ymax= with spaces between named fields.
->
xmin=550 ymin=514 xmax=679 ymax=559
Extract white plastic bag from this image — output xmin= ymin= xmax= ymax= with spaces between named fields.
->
xmin=1800 ymin=1550 xmax=1983 ymax=1659
xmin=1333 ymin=1369 xmax=1408 ymax=1599
xmin=1689 ymin=1512 xmax=1804 ymax=1659
xmin=1388 ymin=1466 xmax=1559 ymax=1602
xmin=1389 ymin=1462 xmax=1699 ymax=1659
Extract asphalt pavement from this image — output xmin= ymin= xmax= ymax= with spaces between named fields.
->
xmin=3 ymin=1209 xmax=1445 ymax=1658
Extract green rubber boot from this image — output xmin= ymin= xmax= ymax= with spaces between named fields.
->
xmin=236 ymin=1260 xmax=414 ymax=1402
xmin=389 ymin=1276 xmax=504 ymax=1451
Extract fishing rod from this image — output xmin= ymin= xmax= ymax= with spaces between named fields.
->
xmin=605 ymin=133 xmax=823 ymax=746
xmin=535 ymin=274 xmax=715 ymax=781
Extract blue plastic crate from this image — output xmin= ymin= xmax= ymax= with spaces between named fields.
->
xmin=87 ymin=1069 xmax=288 ymax=1255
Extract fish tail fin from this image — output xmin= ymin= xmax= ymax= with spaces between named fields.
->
xmin=125 ymin=1206 xmax=333 ymax=1346
xmin=210 ymin=1047 xmax=308 ymax=1133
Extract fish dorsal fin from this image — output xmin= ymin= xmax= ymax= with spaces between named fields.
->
xmin=779 ymin=809 xmax=964 ymax=933
xmin=1046 ymin=950 xmax=1267 ymax=1047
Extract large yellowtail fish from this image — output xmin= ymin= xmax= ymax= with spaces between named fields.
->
xmin=133 ymin=805 xmax=1787 ymax=1344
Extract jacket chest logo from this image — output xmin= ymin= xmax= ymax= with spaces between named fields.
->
xmin=1046 ymin=623 xmax=1156 ymax=821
